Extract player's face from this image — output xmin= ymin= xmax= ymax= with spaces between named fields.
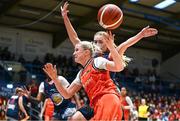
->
xmin=121 ymin=88 xmax=127 ymax=96
xmin=141 ymin=99 xmax=146 ymax=105
xmin=94 ymin=35 xmax=107 ymax=52
xmin=73 ymin=44 xmax=88 ymax=65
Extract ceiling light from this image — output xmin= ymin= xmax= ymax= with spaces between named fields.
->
xmin=7 ymin=67 xmax=12 ymax=71
xmin=129 ymin=0 xmax=139 ymax=2
xmin=154 ymin=0 xmax=176 ymax=9
xmin=7 ymin=84 xmax=13 ymax=89
xmin=31 ymin=75 xmax=36 ymax=79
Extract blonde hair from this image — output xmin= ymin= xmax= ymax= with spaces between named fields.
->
xmin=94 ymin=31 xmax=106 ymax=37
xmin=122 ymin=55 xmax=132 ymax=67
xmin=15 ymin=87 xmax=23 ymax=94
xmin=79 ymin=41 xmax=102 ymax=57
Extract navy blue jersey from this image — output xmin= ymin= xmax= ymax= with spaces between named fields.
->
xmin=102 ymin=52 xmax=120 ymax=89
xmin=44 ymin=81 xmax=71 ymax=110
xmin=6 ymin=95 xmax=20 ymax=120
xmin=43 ymin=81 xmax=76 ymax=120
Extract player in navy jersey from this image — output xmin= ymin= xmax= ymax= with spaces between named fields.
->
xmin=6 ymin=87 xmax=29 ymax=121
xmin=23 ymin=76 xmax=81 ymax=120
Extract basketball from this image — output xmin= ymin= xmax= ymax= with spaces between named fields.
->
xmin=97 ymin=4 xmax=123 ymax=30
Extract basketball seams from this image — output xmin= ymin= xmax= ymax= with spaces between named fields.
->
xmin=98 ymin=4 xmax=123 ymax=30
xmin=99 ymin=5 xmax=108 ymax=29
xmin=103 ymin=7 xmax=123 ymax=29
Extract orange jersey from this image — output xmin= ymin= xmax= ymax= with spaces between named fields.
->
xmin=44 ymin=99 xmax=54 ymax=117
xmin=80 ymin=59 xmax=122 ymax=120
xmin=80 ymin=59 xmax=118 ymax=107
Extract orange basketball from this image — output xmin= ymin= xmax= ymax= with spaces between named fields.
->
xmin=97 ymin=4 xmax=123 ymax=30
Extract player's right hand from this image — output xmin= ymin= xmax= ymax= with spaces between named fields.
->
xmin=61 ymin=2 xmax=69 ymax=18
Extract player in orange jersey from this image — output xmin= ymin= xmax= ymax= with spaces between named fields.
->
xmin=40 ymin=98 xmax=54 ymax=121
xmin=121 ymin=87 xmax=134 ymax=121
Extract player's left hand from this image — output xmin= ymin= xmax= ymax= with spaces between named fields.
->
xmin=102 ymin=31 xmax=115 ymax=48
xmin=43 ymin=63 xmax=58 ymax=81
xmin=140 ymin=26 xmax=158 ymax=38
xmin=61 ymin=1 xmax=69 ymax=18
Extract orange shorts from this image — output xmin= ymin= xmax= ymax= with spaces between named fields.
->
xmin=91 ymin=94 xmax=122 ymax=120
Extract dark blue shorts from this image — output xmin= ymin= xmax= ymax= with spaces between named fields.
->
xmin=78 ymin=105 xmax=94 ymax=120
xmin=53 ymin=102 xmax=76 ymax=120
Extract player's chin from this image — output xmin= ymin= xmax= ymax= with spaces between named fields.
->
xmin=74 ymin=58 xmax=79 ymax=63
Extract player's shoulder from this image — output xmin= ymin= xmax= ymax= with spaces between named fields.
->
xmin=125 ymin=96 xmax=131 ymax=100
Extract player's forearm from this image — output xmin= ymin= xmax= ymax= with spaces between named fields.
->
xmin=40 ymin=101 xmax=46 ymax=116
xmin=108 ymin=46 xmax=124 ymax=72
xmin=29 ymin=96 xmax=40 ymax=102
xmin=74 ymin=93 xmax=81 ymax=108
xmin=63 ymin=15 xmax=80 ymax=46
xmin=124 ymin=106 xmax=132 ymax=110
xmin=19 ymin=98 xmax=28 ymax=116
xmin=117 ymin=32 xmax=144 ymax=54
xmin=53 ymin=78 xmax=72 ymax=99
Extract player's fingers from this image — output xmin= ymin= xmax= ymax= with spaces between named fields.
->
xmin=43 ymin=68 xmax=50 ymax=76
xmin=60 ymin=6 xmax=63 ymax=11
xmin=145 ymin=25 xmax=150 ymax=29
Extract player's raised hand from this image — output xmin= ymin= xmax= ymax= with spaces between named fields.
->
xmin=21 ymin=86 xmax=31 ymax=98
xmin=140 ymin=26 xmax=158 ymax=38
xmin=102 ymin=31 xmax=115 ymax=49
xmin=43 ymin=63 xmax=58 ymax=81
xmin=61 ymin=1 xmax=69 ymax=17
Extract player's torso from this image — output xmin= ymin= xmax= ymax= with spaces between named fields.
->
xmin=43 ymin=81 xmax=70 ymax=110
xmin=6 ymin=95 xmax=20 ymax=119
xmin=80 ymin=59 xmax=117 ymax=106
xmin=45 ymin=99 xmax=54 ymax=116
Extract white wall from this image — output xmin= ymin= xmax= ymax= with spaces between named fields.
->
xmin=125 ymin=47 xmax=161 ymax=74
xmin=0 ymin=26 xmax=77 ymax=61
xmin=0 ymin=26 xmax=52 ymax=61
xmin=160 ymin=53 xmax=180 ymax=81
xmin=0 ymin=26 xmax=162 ymax=73
xmin=52 ymin=38 xmax=74 ymax=57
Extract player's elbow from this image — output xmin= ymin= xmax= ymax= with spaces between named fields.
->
xmin=63 ymin=94 xmax=74 ymax=99
xmin=114 ymin=65 xmax=124 ymax=72
xmin=64 ymin=96 xmax=70 ymax=99
xmin=63 ymin=94 xmax=71 ymax=99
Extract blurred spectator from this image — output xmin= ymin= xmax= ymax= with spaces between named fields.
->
xmin=18 ymin=54 xmax=26 ymax=64
xmin=40 ymin=98 xmax=54 ymax=121
xmin=138 ymin=99 xmax=150 ymax=120
xmin=121 ymin=87 xmax=134 ymax=121
xmin=33 ymin=56 xmax=42 ymax=66
xmin=44 ymin=53 xmax=54 ymax=64
xmin=0 ymin=110 xmax=5 ymax=120
xmin=1 ymin=47 xmax=11 ymax=60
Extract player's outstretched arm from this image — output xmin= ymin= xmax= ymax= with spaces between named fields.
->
xmin=116 ymin=26 xmax=158 ymax=55
xmin=61 ymin=2 xmax=81 ymax=46
xmin=18 ymin=96 xmax=29 ymax=120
